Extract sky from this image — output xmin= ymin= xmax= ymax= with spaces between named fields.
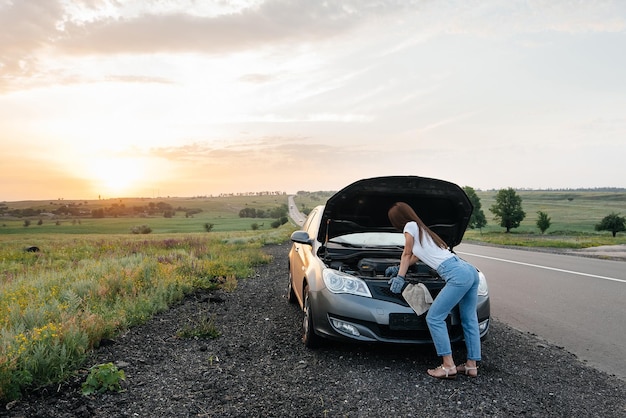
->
xmin=1 ymin=0 xmax=625 ymax=201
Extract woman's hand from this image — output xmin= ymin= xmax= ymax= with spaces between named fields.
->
xmin=388 ymin=275 xmax=405 ymax=293
xmin=385 ymin=265 xmax=400 ymax=277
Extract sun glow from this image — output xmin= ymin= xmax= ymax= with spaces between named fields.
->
xmin=89 ymin=157 xmax=147 ymax=197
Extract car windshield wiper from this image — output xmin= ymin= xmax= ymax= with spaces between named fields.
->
xmin=327 ymin=241 xmax=403 ymax=250
xmin=375 ymin=244 xmax=405 ymax=250
xmin=327 ymin=240 xmax=365 ymax=248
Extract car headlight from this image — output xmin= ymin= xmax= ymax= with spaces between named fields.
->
xmin=322 ymin=269 xmax=372 ymax=298
xmin=477 ymin=271 xmax=489 ymax=297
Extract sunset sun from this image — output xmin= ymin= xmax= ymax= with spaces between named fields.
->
xmin=89 ymin=158 xmax=146 ymax=197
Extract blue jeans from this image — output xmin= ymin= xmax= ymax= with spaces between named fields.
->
xmin=426 ymin=256 xmax=481 ymax=361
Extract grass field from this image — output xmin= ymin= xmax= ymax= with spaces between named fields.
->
xmin=475 ymin=190 xmax=626 ymax=234
xmin=0 ymin=195 xmax=295 ymax=235
xmin=463 ymin=190 xmax=626 ymax=248
xmin=3 ymin=190 xmax=622 ymax=238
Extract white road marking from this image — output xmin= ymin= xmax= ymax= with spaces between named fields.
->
xmin=457 ymin=251 xmax=626 ymax=284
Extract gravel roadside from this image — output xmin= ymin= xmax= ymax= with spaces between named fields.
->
xmin=4 ymin=243 xmax=626 ymax=417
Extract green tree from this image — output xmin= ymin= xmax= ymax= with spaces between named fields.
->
xmin=238 ymin=207 xmax=257 ymax=218
xmin=463 ymin=186 xmax=487 ymax=230
xmin=269 ymin=204 xmax=288 ymax=218
xmin=595 ymin=213 xmax=626 ymax=237
xmin=490 ymin=188 xmax=526 ymax=233
xmin=536 ymin=211 xmax=551 ymax=234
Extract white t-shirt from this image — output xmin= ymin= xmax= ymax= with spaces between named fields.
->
xmin=403 ymin=221 xmax=453 ymax=270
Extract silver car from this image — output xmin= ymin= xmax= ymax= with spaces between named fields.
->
xmin=287 ymin=176 xmax=490 ymax=348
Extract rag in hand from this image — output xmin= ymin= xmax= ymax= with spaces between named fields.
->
xmin=401 ymin=283 xmax=433 ymax=316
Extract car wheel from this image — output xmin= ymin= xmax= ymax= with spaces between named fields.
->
xmin=302 ymin=285 xmax=321 ymax=348
xmin=287 ymin=269 xmax=297 ymax=304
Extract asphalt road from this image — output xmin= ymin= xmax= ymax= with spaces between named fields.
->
xmin=456 ymin=242 xmax=626 ymax=381
xmin=288 ymin=195 xmax=306 ymax=226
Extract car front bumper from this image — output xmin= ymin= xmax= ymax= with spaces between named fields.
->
xmin=309 ymin=287 xmax=490 ymax=344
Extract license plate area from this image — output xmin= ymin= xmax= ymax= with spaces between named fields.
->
xmin=388 ymin=313 xmax=427 ymax=331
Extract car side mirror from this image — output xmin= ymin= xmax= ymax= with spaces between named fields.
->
xmin=290 ymin=230 xmax=314 ymax=246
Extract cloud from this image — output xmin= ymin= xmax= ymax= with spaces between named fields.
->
xmin=238 ymin=73 xmax=279 ymax=84
xmin=103 ymin=74 xmax=174 ymax=84
xmin=143 ymin=135 xmax=381 ymax=194
xmin=419 ymin=111 xmax=479 ymax=133
xmin=53 ymin=1 xmax=374 ymax=55
xmin=0 ymin=1 xmax=63 ymax=51
xmin=0 ymin=0 xmax=63 ymax=83
xmin=2 ymin=0 xmax=624 ymax=93
xmin=0 ymin=0 xmax=391 ymax=91
xmin=147 ymin=136 xmax=385 ymax=179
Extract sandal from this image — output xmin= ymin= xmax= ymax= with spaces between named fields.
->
xmin=456 ymin=363 xmax=478 ymax=377
xmin=427 ymin=365 xmax=457 ymax=380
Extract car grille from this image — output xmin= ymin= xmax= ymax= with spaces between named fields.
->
xmin=361 ymin=280 xmax=463 ymax=342
xmin=366 ymin=279 xmax=445 ymax=305
xmin=378 ymin=321 xmax=464 ymax=341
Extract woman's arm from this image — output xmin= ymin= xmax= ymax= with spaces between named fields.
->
xmin=398 ymin=232 xmax=417 ymax=277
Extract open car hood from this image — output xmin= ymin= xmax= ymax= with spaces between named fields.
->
xmin=318 ymin=176 xmax=473 ymax=249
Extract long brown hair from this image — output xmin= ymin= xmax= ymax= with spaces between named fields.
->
xmin=387 ymin=202 xmax=447 ymax=249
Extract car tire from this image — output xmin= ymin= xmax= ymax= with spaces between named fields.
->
xmin=302 ymin=285 xmax=321 ymax=348
xmin=287 ymin=269 xmax=297 ymax=304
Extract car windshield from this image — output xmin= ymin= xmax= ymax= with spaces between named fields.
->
xmin=328 ymin=232 xmax=405 ymax=247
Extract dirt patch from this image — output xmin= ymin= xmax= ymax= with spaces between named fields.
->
xmin=567 ymin=244 xmax=626 ymax=261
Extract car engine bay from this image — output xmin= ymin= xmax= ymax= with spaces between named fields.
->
xmin=328 ymin=256 xmax=443 ymax=283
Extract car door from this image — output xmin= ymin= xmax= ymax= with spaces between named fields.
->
xmin=290 ymin=207 xmax=320 ymax=306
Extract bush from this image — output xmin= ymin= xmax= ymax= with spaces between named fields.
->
xmin=130 ymin=225 xmax=152 ymax=234
xmin=81 ymin=363 xmax=126 ymax=395
xmin=536 ymin=211 xmax=551 ymax=234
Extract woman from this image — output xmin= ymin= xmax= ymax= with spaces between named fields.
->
xmin=387 ymin=202 xmax=480 ymax=379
